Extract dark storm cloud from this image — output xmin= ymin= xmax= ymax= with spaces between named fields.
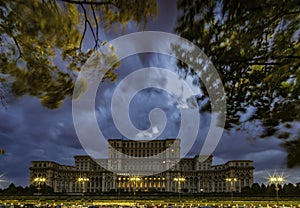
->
xmin=96 ymin=66 xmax=182 ymax=141
xmin=146 ymin=0 xmax=178 ymax=32
xmin=14 ymin=97 xmax=81 ymax=149
xmin=214 ymin=130 xmax=286 ymax=168
xmin=0 ymin=115 xmax=20 ymax=134
xmin=0 ymin=97 xmax=86 ymax=186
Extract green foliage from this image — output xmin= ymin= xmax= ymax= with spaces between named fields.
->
xmin=99 ymin=0 xmax=158 ymax=29
xmin=175 ymin=0 xmax=300 ymax=166
xmin=0 ymin=0 xmax=80 ymax=108
xmin=0 ymin=0 xmax=158 ymax=109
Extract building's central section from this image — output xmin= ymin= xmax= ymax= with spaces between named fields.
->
xmin=107 ymin=139 xmax=180 ymax=174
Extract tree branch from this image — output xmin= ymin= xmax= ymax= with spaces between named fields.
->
xmin=219 ymin=55 xmax=300 ymax=66
xmin=219 ymin=60 xmax=284 ymax=66
xmin=59 ymin=0 xmax=116 ymax=49
xmin=250 ymin=10 xmax=300 ymax=31
xmin=249 ymin=55 xmax=300 ymax=61
xmin=11 ymin=36 xmax=22 ymax=61
xmin=79 ymin=7 xmax=87 ymax=50
xmin=91 ymin=3 xmax=100 ymax=48
xmin=80 ymin=4 xmax=98 ymax=49
xmin=0 ymin=24 xmax=22 ymax=61
xmin=58 ymin=0 xmax=117 ymax=7
xmin=249 ymin=62 xmax=284 ymax=66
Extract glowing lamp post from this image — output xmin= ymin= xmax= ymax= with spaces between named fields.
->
xmin=269 ymin=176 xmax=284 ymax=206
xmin=174 ymin=177 xmax=185 ymax=202
xmin=226 ymin=177 xmax=238 ymax=204
xmin=118 ymin=177 xmax=121 ymax=200
xmin=34 ymin=177 xmax=46 ymax=195
xmin=129 ymin=176 xmax=141 ymax=206
xmin=77 ymin=177 xmax=89 ymax=198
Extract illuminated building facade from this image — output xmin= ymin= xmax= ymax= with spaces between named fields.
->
xmin=29 ymin=139 xmax=254 ymax=193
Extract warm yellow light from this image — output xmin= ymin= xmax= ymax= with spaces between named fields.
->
xmin=174 ymin=177 xmax=185 ymax=182
xmin=226 ymin=177 xmax=237 ymax=182
xmin=77 ymin=177 xmax=89 ymax=182
xmin=269 ymin=176 xmax=284 ymax=183
xmin=34 ymin=177 xmax=46 ymax=182
xmin=129 ymin=177 xmax=141 ymax=181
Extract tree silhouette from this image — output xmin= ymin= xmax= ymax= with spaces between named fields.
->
xmin=0 ymin=0 xmax=158 ymax=108
xmin=175 ymin=0 xmax=300 ymax=167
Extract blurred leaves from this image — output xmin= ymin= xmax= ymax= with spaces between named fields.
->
xmin=73 ymin=45 xmax=120 ymax=100
xmin=175 ymin=0 xmax=300 ymax=166
xmin=0 ymin=0 xmax=158 ymax=108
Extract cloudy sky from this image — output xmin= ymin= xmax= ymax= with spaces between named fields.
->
xmin=1 ymin=0 xmax=300 ymax=188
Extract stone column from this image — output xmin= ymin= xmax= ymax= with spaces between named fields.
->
xmin=197 ymin=176 xmax=200 ymax=192
xmin=166 ymin=173 xmax=170 ymax=192
xmin=102 ymin=173 xmax=105 ymax=192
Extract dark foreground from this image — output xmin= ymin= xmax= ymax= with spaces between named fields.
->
xmin=0 ymin=196 xmax=300 ymax=208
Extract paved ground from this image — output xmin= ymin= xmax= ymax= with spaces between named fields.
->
xmin=0 ymin=198 xmax=300 ymax=208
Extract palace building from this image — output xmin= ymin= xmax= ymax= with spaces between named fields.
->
xmin=29 ymin=138 xmax=254 ymax=193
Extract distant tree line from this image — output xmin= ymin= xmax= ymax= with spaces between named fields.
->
xmin=0 ymin=183 xmax=54 ymax=195
xmin=241 ymin=183 xmax=300 ymax=197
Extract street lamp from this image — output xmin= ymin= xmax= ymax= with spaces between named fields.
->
xmin=117 ymin=177 xmax=122 ymax=200
xmin=129 ymin=176 xmax=141 ymax=207
xmin=226 ymin=177 xmax=238 ymax=204
xmin=269 ymin=176 xmax=284 ymax=206
xmin=174 ymin=177 xmax=185 ymax=202
xmin=34 ymin=177 xmax=46 ymax=195
xmin=77 ymin=177 xmax=89 ymax=198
